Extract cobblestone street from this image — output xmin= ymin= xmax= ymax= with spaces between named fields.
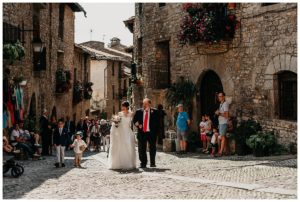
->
xmin=3 ymin=149 xmax=297 ymax=199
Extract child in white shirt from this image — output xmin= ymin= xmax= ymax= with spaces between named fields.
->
xmin=70 ymin=132 xmax=87 ymax=168
xmin=199 ymin=116 xmax=207 ymax=152
xmin=211 ymin=127 xmax=219 ymax=157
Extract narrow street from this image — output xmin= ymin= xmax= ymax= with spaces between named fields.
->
xmin=3 ymin=150 xmax=297 ymax=199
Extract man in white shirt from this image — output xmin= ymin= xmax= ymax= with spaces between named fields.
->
xmin=215 ymin=92 xmax=229 ymax=157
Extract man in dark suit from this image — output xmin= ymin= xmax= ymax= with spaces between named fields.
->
xmin=53 ymin=119 xmax=68 ymax=168
xmin=39 ymin=109 xmax=51 ymax=156
xmin=65 ymin=115 xmax=75 ymax=150
xmin=133 ymin=98 xmax=159 ymax=168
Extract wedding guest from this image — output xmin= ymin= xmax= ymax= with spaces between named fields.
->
xmin=215 ymin=92 xmax=229 ymax=157
xmin=157 ymin=104 xmax=166 ymax=145
xmin=199 ymin=115 xmax=207 ymax=152
xmin=70 ymin=132 xmax=87 ymax=168
xmin=175 ymin=104 xmax=190 ymax=153
xmin=10 ymin=123 xmax=35 ymax=158
xmin=204 ymin=114 xmax=213 ymax=154
xmin=53 ymin=120 xmax=68 ymax=168
xmin=49 ymin=116 xmax=57 ymax=155
xmin=65 ymin=115 xmax=75 ymax=150
xmin=39 ymin=109 xmax=51 ymax=156
xmin=211 ymin=127 xmax=219 ymax=157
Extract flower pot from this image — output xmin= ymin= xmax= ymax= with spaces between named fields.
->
xmin=227 ymin=3 xmax=236 ymax=10
xmin=236 ymin=142 xmax=247 ymax=156
xmin=253 ymin=148 xmax=264 ymax=157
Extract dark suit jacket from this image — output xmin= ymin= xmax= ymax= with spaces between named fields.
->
xmin=53 ymin=127 xmax=69 ymax=146
xmin=133 ymin=108 xmax=159 ymax=135
xmin=64 ymin=121 xmax=75 ymax=134
xmin=39 ymin=115 xmax=49 ymax=135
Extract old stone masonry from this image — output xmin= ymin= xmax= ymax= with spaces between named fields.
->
xmin=3 ymin=151 xmax=297 ymax=199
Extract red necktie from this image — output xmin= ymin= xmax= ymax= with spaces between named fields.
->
xmin=143 ymin=110 xmax=149 ymax=132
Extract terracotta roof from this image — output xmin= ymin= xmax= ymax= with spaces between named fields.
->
xmin=75 ymin=44 xmax=131 ymax=62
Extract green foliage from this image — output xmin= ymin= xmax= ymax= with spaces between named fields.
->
xmin=179 ymin=3 xmax=240 ymax=45
xmin=288 ymin=142 xmax=297 ymax=155
xmin=23 ymin=116 xmax=37 ymax=132
xmin=84 ymin=82 xmax=94 ymax=100
xmin=166 ymin=77 xmax=196 ymax=110
xmin=246 ymin=131 xmax=276 ymax=150
xmin=73 ymin=80 xmax=84 ymax=103
xmin=235 ymin=119 xmax=262 ymax=142
xmin=56 ymin=68 xmax=72 ymax=93
xmin=3 ymin=40 xmax=25 ymax=64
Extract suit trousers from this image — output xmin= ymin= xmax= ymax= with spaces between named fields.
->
xmin=56 ymin=145 xmax=65 ymax=164
xmin=137 ymin=132 xmax=157 ymax=166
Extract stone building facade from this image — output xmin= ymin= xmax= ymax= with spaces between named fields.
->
xmin=3 ymin=3 xmax=86 ymax=124
xmin=130 ymin=3 xmax=297 ymax=146
xmin=77 ymin=40 xmax=132 ymax=119
xmin=73 ymin=44 xmax=92 ymax=123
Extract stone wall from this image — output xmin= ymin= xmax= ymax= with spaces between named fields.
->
xmin=133 ymin=3 xmax=297 ymax=146
xmin=3 ymin=3 xmax=84 ymax=124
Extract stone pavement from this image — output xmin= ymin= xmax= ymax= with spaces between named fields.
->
xmin=3 ymin=149 xmax=297 ymax=199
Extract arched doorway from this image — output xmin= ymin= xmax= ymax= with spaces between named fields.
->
xmin=197 ymin=70 xmax=223 ymax=119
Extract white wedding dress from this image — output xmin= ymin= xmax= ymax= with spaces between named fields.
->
xmin=108 ymin=112 xmax=137 ymax=170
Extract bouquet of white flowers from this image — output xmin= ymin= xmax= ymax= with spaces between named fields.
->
xmin=111 ymin=115 xmax=122 ymax=128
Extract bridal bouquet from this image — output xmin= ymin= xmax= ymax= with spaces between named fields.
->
xmin=111 ymin=115 xmax=122 ymax=128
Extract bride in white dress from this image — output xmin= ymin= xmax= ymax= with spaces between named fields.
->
xmin=108 ymin=101 xmax=136 ymax=170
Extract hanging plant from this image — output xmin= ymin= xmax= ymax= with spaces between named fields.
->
xmin=73 ymin=80 xmax=84 ymax=103
xmin=56 ymin=68 xmax=72 ymax=93
xmin=178 ymin=3 xmax=240 ymax=45
xmin=3 ymin=40 xmax=25 ymax=64
xmin=166 ymin=77 xmax=196 ymax=115
xmin=84 ymin=82 xmax=93 ymax=100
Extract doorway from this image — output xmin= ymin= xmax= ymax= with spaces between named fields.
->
xmin=197 ymin=70 xmax=223 ymax=119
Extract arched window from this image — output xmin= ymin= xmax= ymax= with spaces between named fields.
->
xmin=277 ymin=71 xmax=297 ymax=121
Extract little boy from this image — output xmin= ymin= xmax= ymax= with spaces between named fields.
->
xmin=211 ymin=127 xmax=219 ymax=157
xmin=70 ymin=132 xmax=87 ymax=168
xmin=199 ymin=116 xmax=207 ymax=152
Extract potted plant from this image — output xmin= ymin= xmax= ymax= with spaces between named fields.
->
xmin=246 ymin=131 xmax=276 ymax=157
xmin=84 ymin=82 xmax=93 ymax=100
xmin=166 ymin=77 xmax=196 ymax=116
xmin=235 ymin=119 xmax=262 ymax=156
xmin=73 ymin=80 xmax=84 ymax=103
xmin=3 ymin=40 xmax=25 ymax=64
xmin=289 ymin=142 xmax=297 ymax=155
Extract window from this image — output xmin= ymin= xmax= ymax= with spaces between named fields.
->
xmin=113 ymin=106 xmax=115 ymax=115
xmin=159 ymin=3 xmax=166 ymax=7
xmin=3 ymin=22 xmax=21 ymax=43
xmin=278 ymin=71 xmax=297 ymax=121
xmin=112 ymin=62 xmax=115 ymax=76
xmin=262 ymin=3 xmax=278 ymax=6
xmin=58 ymin=4 xmax=65 ymax=40
xmin=154 ymin=40 xmax=171 ymax=89
xmin=33 ymin=47 xmax=46 ymax=71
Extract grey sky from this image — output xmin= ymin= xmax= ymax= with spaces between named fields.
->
xmin=75 ymin=3 xmax=135 ymax=46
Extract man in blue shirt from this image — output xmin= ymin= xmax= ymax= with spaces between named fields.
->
xmin=176 ymin=104 xmax=190 ymax=153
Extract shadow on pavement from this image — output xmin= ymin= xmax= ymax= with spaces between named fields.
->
xmin=3 ymin=150 xmax=102 ymax=199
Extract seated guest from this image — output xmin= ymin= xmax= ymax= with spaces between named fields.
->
xmin=10 ymin=123 xmax=35 ymax=158
xmin=3 ymin=136 xmax=13 ymax=153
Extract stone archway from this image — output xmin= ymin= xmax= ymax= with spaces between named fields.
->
xmin=196 ymin=70 xmax=223 ymax=124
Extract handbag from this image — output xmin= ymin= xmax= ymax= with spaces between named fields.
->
xmin=79 ymin=145 xmax=86 ymax=152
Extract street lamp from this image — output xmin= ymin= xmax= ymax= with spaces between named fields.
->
xmin=32 ymin=38 xmax=43 ymax=53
